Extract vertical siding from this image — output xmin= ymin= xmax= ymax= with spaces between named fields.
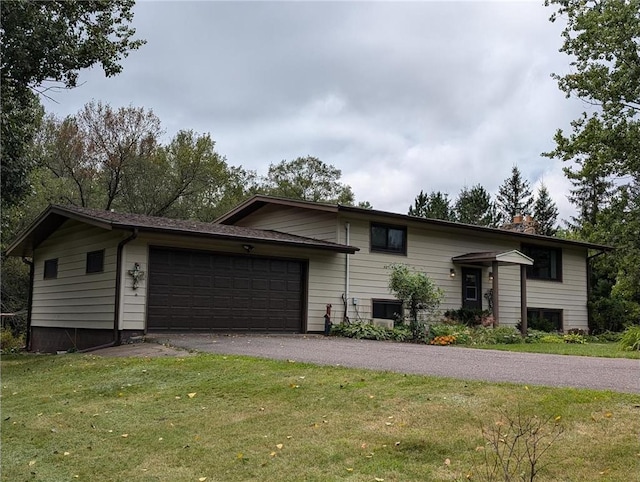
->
xmin=120 ymin=241 xmax=149 ymax=331
xmin=234 ymin=204 xmax=339 ymax=242
xmin=31 ymin=220 xmax=121 ymax=329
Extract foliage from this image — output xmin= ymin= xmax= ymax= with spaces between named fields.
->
xmin=429 ymin=335 xmax=457 ymax=346
xmin=443 ymin=308 xmax=492 ymax=327
xmin=0 ymin=0 xmax=145 ymax=209
xmin=408 ymin=190 xmax=453 ymax=220
xmin=563 ymin=333 xmax=587 ymax=344
xmin=0 ymin=328 xmax=25 ymax=354
xmin=387 ymin=264 xmax=444 ymax=341
xmin=545 ymin=0 xmax=640 ymax=334
xmin=480 ymin=407 xmax=564 ymax=482
xmin=619 ymin=325 xmax=640 ymax=351
xmin=330 ymin=322 xmax=391 ymax=341
xmin=258 ymin=156 xmax=354 ymax=204
xmin=473 ymin=326 xmax=522 ymax=345
xmin=496 ymin=165 xmax=533 ymax=223
xmin=453 ymin=184 xmax=498 ymax=227
xmin=539 ymin=335 xmax=564 ymax=344
xmin=532 ymin=183 xmax=559 ymax=236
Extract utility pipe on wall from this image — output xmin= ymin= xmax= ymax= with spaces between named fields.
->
xmin=344 ymin=222 xmax=351 ymax=322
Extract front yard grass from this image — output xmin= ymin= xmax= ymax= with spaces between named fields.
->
xmin=472 ymin=342 xmax=640 ymax=358
xmin=2 ymin=352 xmax=639 ymax=481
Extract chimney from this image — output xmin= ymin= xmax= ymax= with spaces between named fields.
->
xmin=500 ymin=213 xmax=538 ymax=234
xmin=513 ymin=214 xmax=523 ymax=224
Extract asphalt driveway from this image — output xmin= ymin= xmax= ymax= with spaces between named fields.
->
xmin=142 ymin=333 xmax=640 ymax=394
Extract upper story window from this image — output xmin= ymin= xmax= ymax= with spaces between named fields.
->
xmin=522 ymin=244 xmax=562 ymax=281
xmin=370 ymin=223 xmax=407 ymax=255
xmin=43 ymin=258 xmax=58 ymax=279
xmin=86 ymin=249 xmax=105 ymax=274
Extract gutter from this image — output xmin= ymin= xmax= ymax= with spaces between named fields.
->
xmin=343 ymin=222 xmax=351 ymax=323
xmin=79 ymin=228 xmax=138 ymax=353
xmin=21 ymin=257 xmax=34 ymax=351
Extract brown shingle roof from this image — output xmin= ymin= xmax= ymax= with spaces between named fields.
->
xmin=6 ymin=205 xmax=359 ymax=257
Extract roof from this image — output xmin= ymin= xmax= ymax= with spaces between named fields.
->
xmin=5 ymin=204 xmax=360 ymax=257
xmin=216 ymin=195 xmax=613 ymax=251
xmin=452 ymin=250 xmax=534 ymax=266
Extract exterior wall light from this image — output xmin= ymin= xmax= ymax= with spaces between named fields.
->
xmin=449 ymin=268 xmax=456 ymax=278
xmin=489 ymin=271 xmax=494 ymax=281
xmin=242 ymin=244 xmax=254 ymax=253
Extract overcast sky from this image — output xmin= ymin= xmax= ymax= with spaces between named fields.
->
xmin=43 ymin=0 xmax=586 ymax=223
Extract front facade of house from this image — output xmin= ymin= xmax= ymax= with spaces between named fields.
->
xmin=7 ymin=196 xmax=609 ymax=352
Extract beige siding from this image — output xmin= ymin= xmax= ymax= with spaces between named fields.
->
xmin=526 ymin=247 xmax=588 ymax=331
xmin=31 ymin=220 xmax=121 ymax=329
xmin=119 ymin=241 xmax=149 ymax=331
xmin=234 ymin=204 xmax=339 ymax=242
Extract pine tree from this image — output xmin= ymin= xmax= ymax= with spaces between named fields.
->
xmin=453 ymin=184 xmax=497 ymax=226
xmin=533 ymin=183 xmax=559 ymax=236
xmin=408 ymin=190 xmax=452 ymax=220
xmin=496 ymin=166 xmax=533 ymax=223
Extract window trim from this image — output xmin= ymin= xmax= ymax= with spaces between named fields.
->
xmin=527 ymin=307 xmax=563 ymax=332
xmin=43 ymin=258 xmax=58 ymax=280
xmin=86 ymin=249 xmax=105 ymax=274
xmin=372 ymin=299 xmax=404 ymax=320
xmin=521 ymin=244 xmax=562 ymax=282
xmin=370 ymin=222 xmax=407 ymax=255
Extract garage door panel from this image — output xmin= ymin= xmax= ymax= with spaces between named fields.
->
xmin=148 ymin=248 xmax=303 ymax=331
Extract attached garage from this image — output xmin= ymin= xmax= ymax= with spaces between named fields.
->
xmin=147 ymin=247 xmax=305 ymax=332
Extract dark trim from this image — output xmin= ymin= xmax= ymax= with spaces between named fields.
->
xmin=461 ymin=267 xmax=482 ymax=310
xmin=22 ymin=257 xmax=34 ymax=351
xmin=114 ymin=230 xmax=138 ymax=345
xmin=43 ymin=258 xmax=58 ymax=279
xmin=30 ymin=327 xmax=114 ymax=353
xmin=86 ymin=249 xmax=105 ymax=274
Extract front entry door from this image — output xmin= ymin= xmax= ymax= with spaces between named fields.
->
xmin=462 ymin=267 xmax=482 ymax=310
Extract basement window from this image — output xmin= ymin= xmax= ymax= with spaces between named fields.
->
xmin=86 ymin=250 xmax=105 ymax=274
xmin=372 ymin=299 xmax=403 ymax=320
xmin=43 ymin=258 xmax=58 ymax=279
xmin=527 ymin=308 xmax=563 ymax=332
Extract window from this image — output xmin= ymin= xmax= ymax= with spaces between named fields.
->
xmin=527 ymin=308 xmax=563 ymax=332
xmin=86 ymin=250 xmax=105 ymax=274
xmin=370 ymin=223 xmax=407 ymax=255
xmin=43 ymin=258 xmax=58 ymax=279
xmin=522 ymin=244 xmax=562 ymax=281
xmin=372 ymin=299 xmax=403 ymax=320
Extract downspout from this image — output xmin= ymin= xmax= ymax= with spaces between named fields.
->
xmin=343 ymin=222 xmax=351 ymax=323
xmin=21 ymin=257 xmax=34 ymax=351
xmin=79 ymin=228 xmax=138 ymax=353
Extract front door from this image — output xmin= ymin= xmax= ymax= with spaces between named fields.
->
xmin=462 ymin=267 xmax=482 ymax=310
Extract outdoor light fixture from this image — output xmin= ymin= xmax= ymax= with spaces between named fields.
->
xmin=489 ymin=271 xmax=494 ymax=281
xmin=449 ymin=268 xmax=456 ymax=278
xmin=242 ymin=244 xmax=254 ymax=253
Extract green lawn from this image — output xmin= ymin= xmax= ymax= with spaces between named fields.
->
xmin=2 ymin=353 xmax=639 ymax=481
xmin=470 ymin=342 xmax=640 ymax=358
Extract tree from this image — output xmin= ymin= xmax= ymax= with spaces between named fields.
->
xmin=453 ymin=184 xmax=497 ymax=226
xmin=259 ymin=156 xmax=355 ymax=204
xmin=0 ymin=0 xmax=145 ymax=209
xmin=545 ymin=0 xmax=640 ymax=331
xmin=408 ymin=190 xmax=453 ymax=220
xmin=533 ymin=183 xmax=559 ymax=236
xmin=496 ymin=166 xmax=533 ymax=223
xmin=388 ymin=264 xmax=443 ymax=341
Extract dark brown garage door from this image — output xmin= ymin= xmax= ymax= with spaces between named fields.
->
xmin=147 ymin=247 xmax=304 ymax=331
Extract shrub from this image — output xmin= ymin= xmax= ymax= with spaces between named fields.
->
xmin=589 ymin=298 xmax=640 ymax=334
xmin=430 ymin=335 xmax=456 ymax=346
xmin=619 ymin=325 xmax=640 ymax=351
xmin=0 ymin=328 xmax=25 ymax=353
xmin=443 ymin=308 xmax=491 ymax=327
xmin=540 ymin=334 xmax=564 ymax=344
xmin=563 ymin=333 xmax=587 ymax=344
xmin=522 ymin=316 xmax=559 ymax=333
xmin=525 ymin=330 xmax=549 ymax=344
xmin=590 ymin=331 xmax=621 ymax=343
xmin=331 ymin=322 xmax=391 ymax=341
xmin=390 ymin=324 xmax=412 ymax=342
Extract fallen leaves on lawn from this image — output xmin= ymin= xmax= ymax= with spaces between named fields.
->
xmin=188 ymin=393 xmax=197 ymax=398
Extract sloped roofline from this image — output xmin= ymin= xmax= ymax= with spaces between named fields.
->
xmin=216 ymin=195 xmax=613 ymax=251
xmin=5 ymin=204 xmax=359 ymax=258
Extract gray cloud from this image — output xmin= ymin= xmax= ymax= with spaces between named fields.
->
xmin=43 ymin=1 xmax=583 ymax=223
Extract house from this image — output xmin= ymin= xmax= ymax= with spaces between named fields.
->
xmin=6 ymin=196 xmax=610 ymax=352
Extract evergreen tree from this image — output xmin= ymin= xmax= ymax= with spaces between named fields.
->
xmin=453 ymin=184 xmax=497 ymax=226
xmin=533 ymin=183 xmax=559 ymax=236
xmin=408 ymin=190 xmax=452 ymax=220
xmin=496 ymin=166 xmax=533 ymax=223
